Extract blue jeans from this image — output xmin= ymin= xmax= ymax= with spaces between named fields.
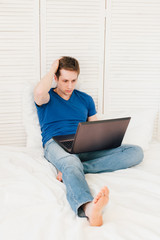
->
xmin=44 ymin=139 xmax=144 ymax=217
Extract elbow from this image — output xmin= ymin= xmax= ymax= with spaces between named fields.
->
xmin=34 ymin=87 xmax=49 ymax=106
xmin=34 ymin=88 xmax=44 ymax=105
xmin=34 ymin=86 xmax=43 ymax=97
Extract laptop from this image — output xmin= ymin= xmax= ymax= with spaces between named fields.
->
xmin=53 ymin=117 xmax=131 ymax=154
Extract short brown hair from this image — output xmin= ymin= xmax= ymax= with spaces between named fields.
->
xmin=55 ymin=56 xmax=80 ymax=79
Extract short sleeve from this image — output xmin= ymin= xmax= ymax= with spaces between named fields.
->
xmin=88 ymin=95 xmax=97 ymax=117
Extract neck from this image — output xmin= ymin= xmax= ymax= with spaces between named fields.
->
xmin=54 ymin=88 xmax=72 ymax=100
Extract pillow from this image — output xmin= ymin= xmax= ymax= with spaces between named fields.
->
xmin=98 ymin=110 xmax=156 ymax=151
xmin=23 ymin=83 xmax=42 ymax=148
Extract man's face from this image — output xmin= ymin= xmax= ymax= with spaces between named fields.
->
xmin=55 ymin=69 xmax=78 ymax=98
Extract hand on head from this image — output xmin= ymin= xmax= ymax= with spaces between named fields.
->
xmin=51 ymin=59 xmax=60 ymax=74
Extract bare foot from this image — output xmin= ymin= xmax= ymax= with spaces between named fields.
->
xmin=56 ymin=171 xmax=63 ymax=182
xmin=84 ymin=186 xmax=109 ymax=226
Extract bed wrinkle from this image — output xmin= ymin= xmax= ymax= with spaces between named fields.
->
xmin=0 ymin=142 xmax=160 ymax=239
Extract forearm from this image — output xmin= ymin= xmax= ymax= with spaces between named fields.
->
xmin=34 ymin=59 xmax=59 ymax=103
xmin=88 ymin=114 xmax=98 ymax=122
xmin=34 ymin=68 xmax=55 ymax=96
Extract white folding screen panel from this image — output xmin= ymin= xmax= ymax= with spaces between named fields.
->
xmin=0 ymin=0 xmax=40 ymax=146
xmin=104 ymin=0 xmax=160 ymax=137
xmin=105 ymin=0 xmax=160 ymax=113
xmin=40 ymin=0 xmax=105 ymax=112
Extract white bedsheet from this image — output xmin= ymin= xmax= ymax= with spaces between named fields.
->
xmin=0 ymin=142 xmax=160 ymax=240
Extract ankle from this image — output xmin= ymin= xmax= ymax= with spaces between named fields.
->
xmin=82 ymin=201 xmax=92 ymax=218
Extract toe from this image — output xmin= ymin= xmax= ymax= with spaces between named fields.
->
xmin=104 ymin=186 xmax=109 ymax=195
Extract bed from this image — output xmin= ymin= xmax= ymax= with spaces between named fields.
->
xmin=0 ymin=85 xmax=160 ymax=240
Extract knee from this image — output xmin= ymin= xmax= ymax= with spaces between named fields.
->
xmin=131 ymin=145 xmax=144 ymax=165
xmin=62 ymin=155 xmax=84 ymax=173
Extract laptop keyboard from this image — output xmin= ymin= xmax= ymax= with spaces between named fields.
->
xmin=61 ymin=140 xmax=73 ymax=149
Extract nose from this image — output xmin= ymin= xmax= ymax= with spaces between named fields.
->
xmin=68 ymin=81 xmax=72 ymax=89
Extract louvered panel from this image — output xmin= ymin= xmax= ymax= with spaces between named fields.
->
xmin=0 ymin=0 xmax=39 ymax=146
xmin=41 ymin=0 xmax=105 ymax=112
xmin=105 ymin=0 xmax=160 ymax=139
xmin=109 ymin=90 xmax=160 ymax=110
xmin=0 ymin=85 xmax=27 ymax=146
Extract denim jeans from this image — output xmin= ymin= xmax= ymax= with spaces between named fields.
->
xmin=44 ymin=138 xmax=144 ymax=217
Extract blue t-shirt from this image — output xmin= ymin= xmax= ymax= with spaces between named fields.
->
xmin=35 ymin=88 xmax=97 ymax=147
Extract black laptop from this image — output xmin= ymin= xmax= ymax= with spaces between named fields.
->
xmin=53 ymin=117 xmax=131 ymax=154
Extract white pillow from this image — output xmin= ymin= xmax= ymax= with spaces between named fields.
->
xmin=23 ymin=83 xmax=42 ymax=148
xmin=98 ymin=110 xmax=156 ymax=151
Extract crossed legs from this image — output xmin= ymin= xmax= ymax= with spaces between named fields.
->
xmin=44 ymin=139 xmax=143 ymax=226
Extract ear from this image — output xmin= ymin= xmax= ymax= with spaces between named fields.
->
xmin=54 ymin=74 xmax=58 ymax=83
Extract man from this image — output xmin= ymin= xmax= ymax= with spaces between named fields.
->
xmin=34 ymin=56 xmax=143 ymax=226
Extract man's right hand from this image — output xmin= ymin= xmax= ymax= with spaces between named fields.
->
xmin=51 ymin=59 xmax=60 ymax=75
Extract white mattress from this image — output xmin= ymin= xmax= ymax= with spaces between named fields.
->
xmin=0 ymin=142 xmax=160 ymax=240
